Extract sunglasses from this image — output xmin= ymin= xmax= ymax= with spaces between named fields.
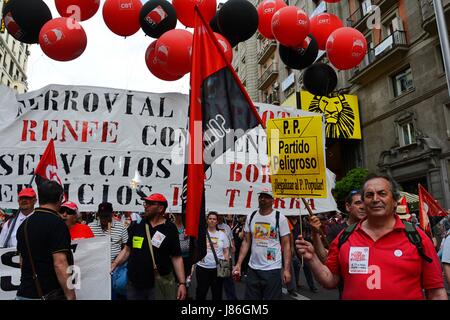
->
xmin=60 ymin=209 xmax=76 ymax=215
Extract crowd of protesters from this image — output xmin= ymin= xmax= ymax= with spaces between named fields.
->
xmin=1 ymin=173 xmax=450 ymax=300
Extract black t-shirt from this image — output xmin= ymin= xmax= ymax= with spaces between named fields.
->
xmin=16 ymin=207 xmax=72 ymax=298
xmin=126 ymin=219 xmax=181 ymax=289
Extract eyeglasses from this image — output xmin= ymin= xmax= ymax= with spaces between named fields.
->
xmin=60 ymin=209 xmax=76 ymax=215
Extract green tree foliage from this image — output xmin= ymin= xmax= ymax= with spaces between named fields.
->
xmin=333 ymin=168 xmax=369 ymax=203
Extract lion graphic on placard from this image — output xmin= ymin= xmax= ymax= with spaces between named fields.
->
xmin=308 ymin=93 xmax=355 ymax=139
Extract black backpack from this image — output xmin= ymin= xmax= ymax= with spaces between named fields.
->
xmin=338 ymin=220 xmax=432 ymax=263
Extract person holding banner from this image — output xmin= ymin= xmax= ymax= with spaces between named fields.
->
xmin=296 ymin=174 xmax=447 ymax=300
xmin=111 ymin=193 xmax=186 ymax=300
xmin=232 ymin=191 xmax=291 ymax=300
xmin=0 ymin=188 xmax=37 ymax=248
xmin=16 ymin=180 xmax=76 ymax=300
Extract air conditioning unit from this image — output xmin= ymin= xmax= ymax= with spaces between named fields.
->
xmin=392 ymin=17 xmax=404 ymax=32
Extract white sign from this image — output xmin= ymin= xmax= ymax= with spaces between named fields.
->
xmin=0 ymin=237 xmax=111 ymax=300
xmin=0 ymin=85 xmax=337 ymax=215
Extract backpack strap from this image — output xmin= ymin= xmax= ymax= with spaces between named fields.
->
xmin=338 ymin=223 xmax=358 ymax=249
xmin=276 ymin=210 xmax=280 ymax=240
xmin=248 ymin=210 xmax=258 ymax=232
xmin=402 ymin=221 xmax=433 ymax=263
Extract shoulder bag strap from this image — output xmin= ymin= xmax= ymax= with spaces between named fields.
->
xmin=206 ymin=231 xmax=220 ymax=265
xmin=144 ymin=223 xmax=159 ymax=274
xmin=24 ymin=218 xmax=45 ymax=299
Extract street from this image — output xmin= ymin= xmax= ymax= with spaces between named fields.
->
xmin=187 ymin=267 xmax=339 ymax=301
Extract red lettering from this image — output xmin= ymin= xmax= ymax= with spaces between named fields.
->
xmin=261 ymin=165 xmax=271 ymax=183
xmin=172 ymin=186 xmax=179 ymax=206
xmin=61 ymin=120 xmax=79 ymax=142
xmin=246 ymin=188 xmax=253 ymax=208
xmin=261 ymin=110 xmax=275 ymax=127
xmin=289 ymin=198 xmax=301 ymax=209
xmin=229 ymin=163 xmax=243 ymax=182
xmin=21 ymin=120 xmax=37 ymax=141
xmin=274 ymin=198 xmax=285 ymax=209
xmin=226 ymin=189 xmax=240 ymax=208
xmin=245 ymin=165 xmax=259 ymax=182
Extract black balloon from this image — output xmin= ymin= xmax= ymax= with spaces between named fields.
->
xmin=1 ymin=0 xmax=52 ymax=44
xmin=217 ymin=0 xmax=258 ymax=47
xmin=210 ymin=13 xmax=221 ymax=34
xmin=279 ymin=35 xmax=319 ymax=70
xmin=140 ymin=0 xmax=177 ymax=38
xmin=303 ymin=63 xmax=338 ymax=96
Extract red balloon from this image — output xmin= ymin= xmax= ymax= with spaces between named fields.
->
xmin=256 ymin=0 xmax=286 ymax=39
xmin=214 ymin=33 xmax=233 ymax=64
xmin=326 ymin=27 xmax=367 ymax=70
xmin=55 ymin=0 xmax=100 ymax=21
xmin=271 ymin=6 xmax=309 ymax=48
xmin=102 ymin=0 xmax=142 ymax=37
xmin=154 ymin=29 xmax=193 ymax=76
xmin=145 ymin=40 xmax=183 ymax=81
xmin=39 ymin=17 xmax=87 ymax=61
xmin=172 ymin=0 xmax=216 ymax=28
xmin=309 ymin=13 xmax=343 ymax=50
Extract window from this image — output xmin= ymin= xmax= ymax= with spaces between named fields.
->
xmin=392 ymin=67 xmax=413 ymax=97
xmin=398 ymin=122 xmax=416 ymax=146
xmin=8 ymin=61 xmax=14 ymax=76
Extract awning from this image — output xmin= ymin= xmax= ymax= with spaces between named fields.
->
xmin=399 ymin=191 xmax=419 ymax=204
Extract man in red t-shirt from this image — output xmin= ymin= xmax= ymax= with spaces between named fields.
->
xmin=59 ymin=201 xmax=94 ymax=241
xmin=296 ymin=174 xmax=447 ymax=300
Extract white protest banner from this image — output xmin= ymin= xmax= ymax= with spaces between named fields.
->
xmin=0 ymin=236 xmax=111 ymax=300
xmin=0 ymin=85 xmax=337 ymax=214
xmin=0 ymin=84 xmax=188 ymax=212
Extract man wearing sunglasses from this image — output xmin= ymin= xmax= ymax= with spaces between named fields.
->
xmin=59 ymin=201 xmax=94 ymax=241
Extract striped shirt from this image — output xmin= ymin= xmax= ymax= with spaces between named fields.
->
xmin=88 ymin=219 xmax=128 ymax=261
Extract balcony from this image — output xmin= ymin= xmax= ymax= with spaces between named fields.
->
xmin=263 ymin=91 xmax=280 ymax=105
xmin=346 ymin=0 xmax=398 ymax=32
xmin=420 ymin=0 xmax=450 ymax=34
xmin=258 ymin=63 xmax=279 ymax=90
xmin=350 ymin=31 xmax=409 ymax=85
xmin=257 ymin=38 xmax=277 ymax=64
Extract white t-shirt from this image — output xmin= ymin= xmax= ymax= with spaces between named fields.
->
xmin=442 ymin=231 xmax=450 ymax=264
xmin=197 ymin=230 xmax=229 ymax=269
xmin=244 ymin=210 xmax=290 ymax=270
xmin=0 ymin=211 xmax=33 ymax=248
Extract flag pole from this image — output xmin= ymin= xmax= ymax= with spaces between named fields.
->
xmin=299 ymin=207 xmax=304 ymax=268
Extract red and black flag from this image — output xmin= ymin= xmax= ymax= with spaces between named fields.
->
xmin=31 ymin=139 xmax=65 ymax=197
xmin=418 ymin=184 xmax=447 ymax=236
xmin=183 ymin=6 xmax=264 ymax=262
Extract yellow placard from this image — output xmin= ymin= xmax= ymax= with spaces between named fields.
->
xmin=267 ymin=116 xmax=327 ymax=198
xmin=301 ymin=91 xmax=361 ymax=140
xmin=132 ymin=236 xmax=144 ymax=249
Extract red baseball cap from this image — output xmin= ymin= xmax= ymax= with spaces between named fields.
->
xmin=142 ymin=193 xmax=168 ymax=204
xmin=61 ymin=201 xmax=79 ymax=212
xmin=18 ymin=188 xmax=36 ymax=198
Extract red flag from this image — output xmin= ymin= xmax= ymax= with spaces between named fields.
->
xmin=396 ymin=196 xmax=411 ymax=221
xmin=418 ymin=184 xmax=447 ymax=236
xmin=185 ymin=7 xmax=263 ymax=239
xmin=34 ymin=139 xmax=64 ymax=189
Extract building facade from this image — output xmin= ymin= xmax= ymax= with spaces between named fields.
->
xmin=0 ymin=0 xmax=29 ymax=93
xmin=345 ymin=0 xmax=450 ymax=208
xmin=233 ymin=0 xmax=450 ymax=207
